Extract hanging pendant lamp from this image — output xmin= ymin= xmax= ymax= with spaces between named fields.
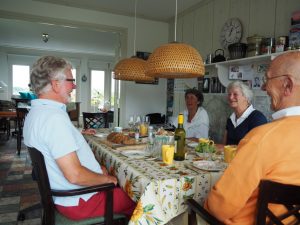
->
xmin=113 ymin=0 xmax=155 ymax=82
xmin=145 ymin=0 xmax=204 ymax=78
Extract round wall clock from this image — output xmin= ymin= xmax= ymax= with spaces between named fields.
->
xmin=220 ymin=18 xmax=242 ymax=49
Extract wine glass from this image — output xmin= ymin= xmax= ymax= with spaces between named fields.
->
xmin=128 ymin=115 xmax=134 ymax=131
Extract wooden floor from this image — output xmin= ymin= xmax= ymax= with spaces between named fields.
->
xmin=0 ymin=135 xmax=41 ymax=225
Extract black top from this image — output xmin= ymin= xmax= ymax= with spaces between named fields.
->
xmin=226 ymin=110 xmax=268 ymax=145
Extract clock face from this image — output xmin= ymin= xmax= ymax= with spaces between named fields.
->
xmin=220 ymin=18 xmax=242 ymax=49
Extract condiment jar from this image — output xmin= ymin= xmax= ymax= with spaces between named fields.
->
xmin=247 ymin=35 xmax=264 ymax=57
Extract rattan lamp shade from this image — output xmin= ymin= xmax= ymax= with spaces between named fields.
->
xmin=113 ymin=56 xmax=155 ymax=82
xmin=145 ymin=42 xmax=205 ymax=78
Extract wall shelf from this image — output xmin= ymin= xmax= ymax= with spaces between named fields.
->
xmin=205 ymin=50 xmax=300 ymax=87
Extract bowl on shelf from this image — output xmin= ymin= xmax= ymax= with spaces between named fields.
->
xmin=228 ymin=43 xmax=248 ymax=60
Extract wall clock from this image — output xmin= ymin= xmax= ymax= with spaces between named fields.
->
xmin=220 ymin=18 xmax=242 ymax=49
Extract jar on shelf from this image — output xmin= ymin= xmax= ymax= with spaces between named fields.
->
xmin=247 ymin=35 xmax=264 ymax=57
xmin=261 ymin=37 xmax=276 ymax=55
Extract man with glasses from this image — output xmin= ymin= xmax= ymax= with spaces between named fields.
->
xmin=23 ymin=56 xmax=136 ymax=220
xmin=204 ymin=51 xmax=300 ymax=225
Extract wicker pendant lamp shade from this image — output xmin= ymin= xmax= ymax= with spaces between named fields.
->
xmin=145 ymin=0 xmax=205 ymax=79
xmin=114 ymin=56 xmax=155 ymax=82
xmin=145 ymin=42 xmax=205 ymax=78
xmin=113 ymin=0 xmax=154 ymax=82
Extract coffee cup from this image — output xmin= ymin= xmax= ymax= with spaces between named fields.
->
xmin=224 ymin=145 xmax=237 ymax=163
xmin=161 ymin=144 xmax=175 ymax=165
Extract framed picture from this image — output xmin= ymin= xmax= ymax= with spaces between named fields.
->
xmin=203 ymin=78 xmax=210 ymax=93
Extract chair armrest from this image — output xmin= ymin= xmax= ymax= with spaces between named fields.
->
xmin=51 ymin=183 xmax=115 ymax=197
xmin=187 ymin=199 xmax=225 ymax=225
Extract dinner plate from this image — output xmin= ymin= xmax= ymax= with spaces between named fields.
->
xmin=192 ymin=160 xmax=227 ymax=171
xmin=94 ymin=133 xmax=108 ymax=138
xmin=187 ymin=142 xmax=198 ymax=148
xmin=121 ymin=150 xmax=146 ymax=159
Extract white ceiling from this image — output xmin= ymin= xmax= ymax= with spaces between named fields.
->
xmin=34 ymin=0 xmax=205 ymax=22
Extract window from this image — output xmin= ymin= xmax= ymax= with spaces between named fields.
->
xmin=91 ymin=70 xmax=105 ymax=112
xmin=12 ymin=65 xmax=30 ymax=95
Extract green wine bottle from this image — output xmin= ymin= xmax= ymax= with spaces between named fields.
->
xmin=174 ymin=114 xmax=186 ymax=161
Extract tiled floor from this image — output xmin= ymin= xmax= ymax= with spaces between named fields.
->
xmin=0 ymin=136 xmax=41 ymax=225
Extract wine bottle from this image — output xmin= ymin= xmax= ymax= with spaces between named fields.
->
xmin=174 ymin=114 xmax=186 ymax=161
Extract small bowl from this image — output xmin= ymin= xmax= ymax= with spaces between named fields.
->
xmin=114 ymin=127 xmax=123 ymax=133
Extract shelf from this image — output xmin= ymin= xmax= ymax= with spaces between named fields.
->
xmin=210 ymin=50 xmax=300 ymax=87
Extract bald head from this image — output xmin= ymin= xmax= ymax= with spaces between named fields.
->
xmin=269 ymin=51 xmax=300 ymax=81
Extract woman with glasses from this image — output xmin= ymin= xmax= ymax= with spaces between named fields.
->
xmin=223 ymin=80 xmax=268 ymax=145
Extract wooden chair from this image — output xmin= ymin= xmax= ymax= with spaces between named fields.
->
xmin=16 ymin=107 xmax=29 ymax=155
xmin=187 ymin=180 xmax=300 ymax=225
xmin=145 ymin=113 xmax=165 ymax=125
xmin=67 ymin=102 xmax=80 ymax=128
xmin=82 ymin=112 xmax=108 ymax=129
xmin=18 ymin=147 xmax=127 ymax=225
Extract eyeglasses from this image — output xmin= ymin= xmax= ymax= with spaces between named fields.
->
xmin=262 ymin=74 xmax=288 ymax=85
xmin=65 ymin=78 xmax=76 ymax=85
xmin=65 ymin=78 xmax=75 ymax=83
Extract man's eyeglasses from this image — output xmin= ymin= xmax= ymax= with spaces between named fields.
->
xmin=65 ymin=78 xmax=76 ymax=84
xmin=262 ymin=74 xmax=288 ymax=85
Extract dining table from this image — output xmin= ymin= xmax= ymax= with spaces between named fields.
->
xmin=0 ymin=109 xmax=16 ymax=140
xmin=84 ymin=132 xmax=225 ymax=225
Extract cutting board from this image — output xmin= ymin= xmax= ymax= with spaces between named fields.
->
xmin=97 ymin=138 xmax=147 ymax=150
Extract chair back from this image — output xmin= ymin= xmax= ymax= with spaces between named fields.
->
xmin=16 ymin=107 xmax=29 ymax=154
xmin=256 ymin=180 xmax=300 ymax=225
xmin=28 ymin=147 xmax=55 ymax=225
xmin=146 ymin=113 xmax=165 ymax=125
xmin=82 ymin=112 xmax=108 ymax=129
xmin=67 ymin=102 xmax=80 ymax=128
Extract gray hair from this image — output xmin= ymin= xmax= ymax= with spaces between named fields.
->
xmin=30 ymin=56 xmax=72 ymax=95
xmin=227 ymin=80 xmax=253 ymax=103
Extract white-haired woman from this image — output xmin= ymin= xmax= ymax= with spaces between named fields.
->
xmin=223 ymin=81 xmax=268 ymax=145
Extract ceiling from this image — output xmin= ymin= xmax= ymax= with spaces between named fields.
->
xmin=34 ymin=0 xmax=205 ymax=22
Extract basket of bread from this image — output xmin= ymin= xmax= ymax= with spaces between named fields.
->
xmin=107 ymin=132 xmax=137 ymax=145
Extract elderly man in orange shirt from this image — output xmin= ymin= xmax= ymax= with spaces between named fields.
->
xmin=204 ymin=51 xmax=300 ymax=225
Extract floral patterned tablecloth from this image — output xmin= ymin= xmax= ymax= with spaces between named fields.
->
xmin=85 ymin=135 xmax=223 ymax=225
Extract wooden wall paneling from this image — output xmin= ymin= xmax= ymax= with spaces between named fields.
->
xmin=275 ymin=0 xmax=300 ymax=38
xmin=228 ymin=0 xmax=250 ymax=44
xmin=194 ymin=1 xmax=214 ymax=58
xmin=248 ymin=0 xmax=276 ymax=37
xmin=212 ymin=0 xmax=231 ymax=52
xmin=175 ymin=16 xmax=184 ymax=42
xmin=182 ymin=12 xmax=195 ymax=45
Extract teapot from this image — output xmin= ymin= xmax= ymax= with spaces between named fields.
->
xmin=212 ymin=49 xmax=226 ymax=63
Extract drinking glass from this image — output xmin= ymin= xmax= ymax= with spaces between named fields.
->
xmin=128 ymin=115 xmax=134 ymax=131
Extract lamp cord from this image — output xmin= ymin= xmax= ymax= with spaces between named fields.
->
xmin=174 ymin=0 xmax=177 ymax=42
xmin=133 ymin=0 xmax=137 ymax=55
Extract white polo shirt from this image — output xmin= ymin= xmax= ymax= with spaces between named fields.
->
xmin=24 ymin=99 xmax=102 ymax=207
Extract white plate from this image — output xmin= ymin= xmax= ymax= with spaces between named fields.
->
xmin=94 ymin=133 xmax=108 ymax=138
xmin=187 ymin=142 xmax=198 ymax=148
xmin=193 ymin=160 xmax=227 ymax=171
xmin=121 ymin=150 xmax=146 ymax=159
